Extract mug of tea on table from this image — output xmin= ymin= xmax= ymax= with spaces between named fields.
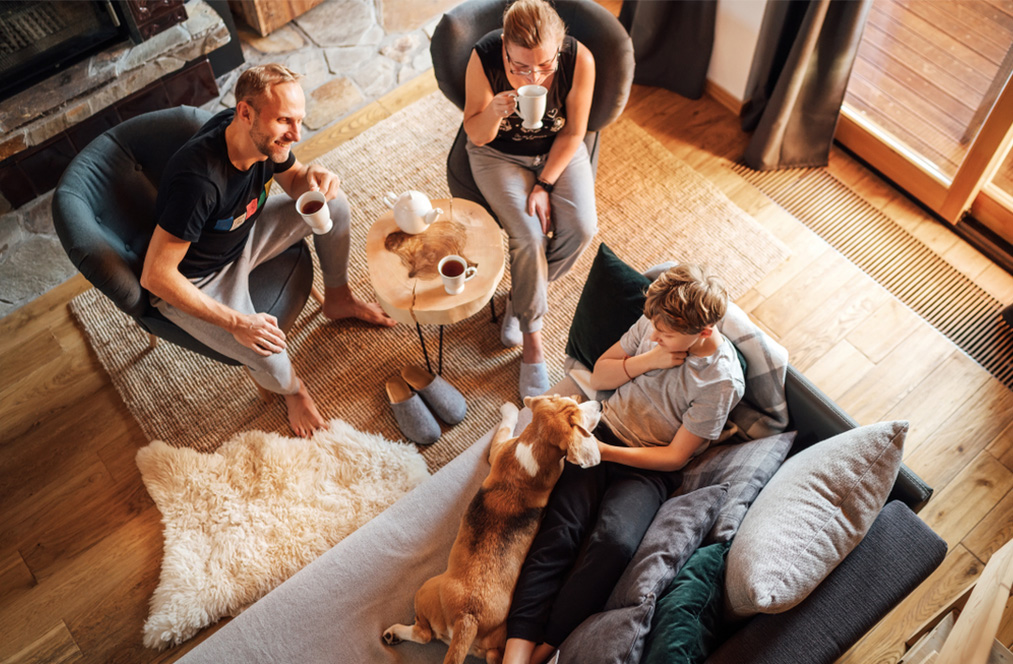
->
xmin=296 ymin=191 xmax=332 ymax=234
xmin=438 ymin=255 xmax=477 ymax=295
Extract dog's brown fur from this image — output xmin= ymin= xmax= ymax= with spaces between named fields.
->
xmin=382 ymin=395 xmax=601 ymax=664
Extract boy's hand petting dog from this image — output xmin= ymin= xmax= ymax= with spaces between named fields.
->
xmin=645 ymin=345 xmax=688 ymax=370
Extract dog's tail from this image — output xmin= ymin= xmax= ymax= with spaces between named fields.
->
xmin=443 ymin=613 xmax=479 ymax=664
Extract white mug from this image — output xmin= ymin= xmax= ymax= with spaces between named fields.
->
xmin=438 ymin=255 xmax=477 ymax=295
xmin=296 ymin=191 xmax=332 ymax=234
xmin=515 ymin=84 xmax=547 ymax=130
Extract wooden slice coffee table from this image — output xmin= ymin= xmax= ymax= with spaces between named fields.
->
xmin=366 ymin=197 xmax=506 ymax=372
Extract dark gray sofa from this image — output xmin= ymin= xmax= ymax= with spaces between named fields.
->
xmin=177 ymin=366 xmax=945 ymax=664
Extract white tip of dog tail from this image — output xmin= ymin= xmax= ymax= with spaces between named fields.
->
xmin=500 ymin=402 xmax=519 ymax=419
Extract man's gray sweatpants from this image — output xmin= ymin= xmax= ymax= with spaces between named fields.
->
xmin=466 ymin=139 xmax=597 ymax=334
xmin=152 ymin=193 xmax=351 ymax=395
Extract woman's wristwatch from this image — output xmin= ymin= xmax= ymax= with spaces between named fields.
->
xmin=534 ymin=178 xmax=555 ymax=193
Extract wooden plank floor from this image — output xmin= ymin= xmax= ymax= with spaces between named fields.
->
xmin=846 ymin=0 xmax=1013 ymax=183
xmin=4 ymin=60 xmax=1013 ymax=664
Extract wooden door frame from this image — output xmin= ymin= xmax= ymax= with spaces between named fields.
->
xmin=835 ymin=69 xmax=1013 ymax=228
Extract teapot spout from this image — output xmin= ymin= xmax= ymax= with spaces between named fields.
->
xmin=425 ymin=207 xmax=444 ymax=225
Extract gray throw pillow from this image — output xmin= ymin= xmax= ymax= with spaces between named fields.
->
xmin=557 ymin=484 xmax=729 ymax=664
xmin=724 ymin=421 xmax=907 ymax=619
xmin=678 ymin=432 xmax=796 ymax=544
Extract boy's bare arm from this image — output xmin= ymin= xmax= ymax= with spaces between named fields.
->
xmin=597 ymin=427 xmax=706 ymax=472
xmin=589 ymin=341 xmax=686 ymax=391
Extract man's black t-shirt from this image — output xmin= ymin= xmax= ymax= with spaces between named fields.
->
xmin=155 ymin=109 xmax=296 ymax=278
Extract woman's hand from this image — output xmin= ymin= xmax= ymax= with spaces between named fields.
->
xmin=488 ymin=90 xmax=517 ymax=121
xmin=527 ymin=186 xmax=552 ymax=234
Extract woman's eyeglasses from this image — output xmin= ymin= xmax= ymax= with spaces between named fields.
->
xmin=505 ymin=48 xmax=560 ymax=77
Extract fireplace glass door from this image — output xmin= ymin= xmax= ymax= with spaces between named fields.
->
xmin=0 ymin=1 xmax=126 ymax=102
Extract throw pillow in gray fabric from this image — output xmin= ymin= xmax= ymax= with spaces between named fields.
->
xmin=724 ymin=421 xmax=907 ymax=619
xmin=678 ymin=431 xmax=796 ymax=544
xmin=557 ymin=484 xmax=729 ymax=664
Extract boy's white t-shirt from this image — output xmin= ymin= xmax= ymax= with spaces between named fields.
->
xmin=601 ymin=315 xmax=745 ymax=455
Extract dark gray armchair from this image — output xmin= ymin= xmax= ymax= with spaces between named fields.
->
xmin=52 ymin=106 xmax=315 ymax=370
xmin=430 ymin=0 xmax=635 ymax=215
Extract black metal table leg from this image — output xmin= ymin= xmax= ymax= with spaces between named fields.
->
xmin=438 ymin=325 xmax=444 ymax=375
xmin=416 ymin=321 xmax=432 ymax=374
xmin=490 ymin=298 xmax=498 ymax=323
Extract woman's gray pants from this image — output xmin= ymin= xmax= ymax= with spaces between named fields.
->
xmin=467 ymin=139 xmax=597 ymax=334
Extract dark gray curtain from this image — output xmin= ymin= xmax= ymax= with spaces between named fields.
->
xmin=741 ymin=0 xmax=871 ymax=170
xmin=618 ymin=0 xmax=716 ymax=100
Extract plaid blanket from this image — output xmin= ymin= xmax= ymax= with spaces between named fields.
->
xmin=718 ymin=302 xmax=790 ymax=440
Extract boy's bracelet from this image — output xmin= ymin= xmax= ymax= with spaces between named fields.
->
xmin=622 ymin=354 xmax=633 ymax=380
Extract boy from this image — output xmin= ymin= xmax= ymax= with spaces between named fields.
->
xmin=502 ymin=263 xmax=745 ymax=664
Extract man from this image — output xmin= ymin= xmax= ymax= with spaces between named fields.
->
xmin=141 ymin=64 xmax=394 ymax=438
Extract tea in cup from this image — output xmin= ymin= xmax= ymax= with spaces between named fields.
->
xmin=515 ymin=84 xmax=547 ymax=130
xmin=296 ymin=191 xmax=332 ymax=234
xmin=438 ymin=255 xmax=477 ymax=295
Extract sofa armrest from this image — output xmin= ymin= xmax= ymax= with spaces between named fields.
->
xmin=704 ymin=501 xmax=947 ymax=664
xmin=785 ymin=366 xmax=933 ymax=511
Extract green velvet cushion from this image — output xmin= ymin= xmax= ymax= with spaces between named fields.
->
xmin=565 ymin=243 xmax=652 ymax=370
xmin=641 ymin=542 xmax=731 ymax=664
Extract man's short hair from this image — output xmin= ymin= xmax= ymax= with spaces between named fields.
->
xmin=643 ymin=263 xmax=728 ymax=334
xmin=234 ymin=64 xmax=302 ymax=111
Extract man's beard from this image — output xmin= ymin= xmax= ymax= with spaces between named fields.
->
xmin=251 ymin=125 xmax=289 ymax=163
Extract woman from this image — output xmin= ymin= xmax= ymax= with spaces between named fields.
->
xmin=463 ymin=0 xmax=597 ymax=398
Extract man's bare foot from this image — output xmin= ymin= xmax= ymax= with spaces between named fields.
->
xmin=284 ymin=380 xmax=325 ymax=438
xmin=323 ymin=285 xmax=396 ymax=327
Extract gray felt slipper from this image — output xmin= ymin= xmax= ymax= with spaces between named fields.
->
xmin=500 ymin=295 xmax=522 ymax=348
xmin=519 ymin=361 xmax=550 ymax=399
xmin=401 ymin=365 xmax=467 ymax=425
xmin=386 ymin=374 xmax=440 ymax=445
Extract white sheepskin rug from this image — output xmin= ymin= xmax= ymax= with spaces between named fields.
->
xmin=136 ymin=419 xmax=430 ymax=649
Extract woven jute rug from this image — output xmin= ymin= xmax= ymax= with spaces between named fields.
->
xmin=69 ymin=91 xmax=789 ymax=472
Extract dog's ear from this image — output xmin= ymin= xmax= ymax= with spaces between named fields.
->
xmin=523 ymin=396 xmax=536 ymax=408
xmin=566 ymin=427 xmax=601 ymax=469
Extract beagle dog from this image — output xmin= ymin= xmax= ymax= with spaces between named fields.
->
xmin=382 ymin=395 xmax=602 ymax=664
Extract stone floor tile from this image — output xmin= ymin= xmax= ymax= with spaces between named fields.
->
xmin=351 ymin=58 xmax=397 ymax=99
xmin=325 ymin=46 xmax=379 ymax=75
xmin=380 ymin=33 xmax=423 ymax=64
xmin=297 ymin=0 xmax=376 ymax=48
xmin=304 ymin=78 xmax=366 ymax=130
xmin=285 ymin=50 xmax=332 ymax=91
xmin=380 ymin=0 xmax=462 ymax=34
xmin=240 ymin=25 xmax=306 ymax=54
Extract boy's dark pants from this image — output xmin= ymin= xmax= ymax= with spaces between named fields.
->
xmin=505 ymin=425 xmax=683 ymax=647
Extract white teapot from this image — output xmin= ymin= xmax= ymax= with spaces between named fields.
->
xmin=383 ymin=190 xmax=443 ymax=234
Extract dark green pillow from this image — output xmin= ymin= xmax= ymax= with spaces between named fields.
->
xmin=641 ymin=541 xmax=731 ymax=664
xmin=565 ymin=243 xmax=651 ymax=369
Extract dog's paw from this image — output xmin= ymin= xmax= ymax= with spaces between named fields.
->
xmin=500 ymin=401 xmax=519 ymax=421
xmin=382 ymin=628 xmax=402 ymax=646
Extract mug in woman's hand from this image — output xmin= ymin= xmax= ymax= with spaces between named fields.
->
xmin=514 ymin=84 xmax=547 ymax=130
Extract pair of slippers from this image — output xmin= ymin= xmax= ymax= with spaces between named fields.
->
xmin=386 ymin=365 xmax=467 ymax=445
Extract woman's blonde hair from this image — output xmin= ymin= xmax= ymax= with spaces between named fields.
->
xmin=643 ymin=264 xmax=728 ymax=334
xmin=503 ymin=0 xmax=565 ymax=50
xmin=234 ymin=64 xmax=302 ymax=111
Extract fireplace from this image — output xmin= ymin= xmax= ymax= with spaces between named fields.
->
xmin=0 ymin=2 xmax=128 ymax=103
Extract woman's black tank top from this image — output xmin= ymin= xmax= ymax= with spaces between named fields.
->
xmin=474 ymin=30 xmax=578 ymax=156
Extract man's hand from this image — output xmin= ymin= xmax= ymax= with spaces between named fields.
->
xmin=306 ymin=164 xmax=341 ymax=200
xmin=232 ymin=312 xmax=287 ymax=356
xmin=527 ymin=187 xmax=552 ymax=235
xmin=644 ymin=345 xmax=688 ymax=371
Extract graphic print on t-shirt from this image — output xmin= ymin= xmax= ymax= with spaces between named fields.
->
xmin=213 ymin=179 xmax=271 ymax=232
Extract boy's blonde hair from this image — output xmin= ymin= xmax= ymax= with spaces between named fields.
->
xmin=234 ymin=64 xmax=302 ymax=111
xmin=644 ymin=264 xmax=728 ymax=334
xmin=503 ymin=0 xmax=565 ymax=50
